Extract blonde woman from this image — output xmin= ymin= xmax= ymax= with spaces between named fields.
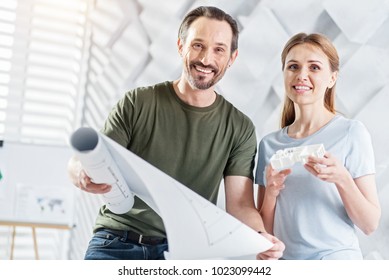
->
xmin=256 ymin=33 xmax=381 ymax=260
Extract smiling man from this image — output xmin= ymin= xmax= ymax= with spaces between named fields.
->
xmin=178 ymin=13 xmax=236 ymax=91
xmin=68 ymin=6 xmax=284 ymax=260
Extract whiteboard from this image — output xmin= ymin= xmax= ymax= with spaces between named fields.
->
xmin=0 ymin=141 xmax=76 ymax=227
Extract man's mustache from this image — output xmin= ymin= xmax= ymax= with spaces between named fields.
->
xmin=191 ymin=62 xmax=218 ymax=73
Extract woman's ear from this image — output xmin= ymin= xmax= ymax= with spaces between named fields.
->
xmin=328 ymin=71 xmax=338 ymax=88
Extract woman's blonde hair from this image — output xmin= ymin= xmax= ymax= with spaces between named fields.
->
xmin=280 ymin=33 xmax=339 ymax=128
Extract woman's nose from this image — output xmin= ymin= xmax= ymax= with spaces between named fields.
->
xmin=296 ymin=68 xmax=308 ymax=81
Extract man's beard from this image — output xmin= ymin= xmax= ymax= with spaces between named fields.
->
xmin=186 ymin=62 xmax=225 ymax=90
xmin=188 ymin=74 xmax=216 ymax=90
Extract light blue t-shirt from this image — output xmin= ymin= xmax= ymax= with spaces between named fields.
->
xmin=255 ymin=115 xmax=375 ymax=260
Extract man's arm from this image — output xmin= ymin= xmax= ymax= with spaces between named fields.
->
xmin=224 ymin=175 xmax=284 ymax=260
xmin=224 ymin=175 xmax=264 ymax=231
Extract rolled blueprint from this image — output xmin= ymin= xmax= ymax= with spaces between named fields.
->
xmin=70 ymin=127 xmax=135 ymax=214
xmin=70 ymin=127 xmax=273 ymax=259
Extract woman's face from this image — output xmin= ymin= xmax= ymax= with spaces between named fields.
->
xmin=283 ymin=43 xmax=337 ymax=107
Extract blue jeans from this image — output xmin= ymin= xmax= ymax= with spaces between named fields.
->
xmin=84 ymin=229 xmax=169 ymax=260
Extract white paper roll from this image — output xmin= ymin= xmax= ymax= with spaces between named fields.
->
xmin=70 ymin=127 xmax=134 ymax=214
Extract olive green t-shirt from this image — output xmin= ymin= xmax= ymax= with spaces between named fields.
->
xmin=94 ymin=81 xmax=257 ymax=238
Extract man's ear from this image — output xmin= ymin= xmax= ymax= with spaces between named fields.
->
xmin=228 ymin=49 xmax=238 ymax=67
xmin=177 ymin=38 xmax=183 ymax=57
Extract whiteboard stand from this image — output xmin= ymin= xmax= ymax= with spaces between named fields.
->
xmin=0 ymin=220 xmax=73 ymax=260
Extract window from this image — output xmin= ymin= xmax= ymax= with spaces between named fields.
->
xmin=1 ymin=0 xmax=89 ymax=144
xmin=0 ymin=1 xmax=16 ymax=139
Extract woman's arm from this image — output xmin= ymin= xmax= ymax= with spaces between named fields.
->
xmin=257 ymin=166 xmax=291 ymax=234
xmin=305 ymin=153 xmax=381 ymax=235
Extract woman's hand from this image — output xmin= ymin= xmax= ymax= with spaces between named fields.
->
xmin=304 ymin=152 xmax=350 ymax=185
xmin=265 ymin=165 xmax=292 ymax=198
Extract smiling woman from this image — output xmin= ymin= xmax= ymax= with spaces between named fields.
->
xmin=280 ymin=33 xmax=339 ymax=130
xmin=283 ymin=44 xmax=337 ymax=112
xmin=256 ymin=33 xmax=381 ymax=260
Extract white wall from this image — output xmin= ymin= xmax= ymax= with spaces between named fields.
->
xmin=0 ymin=142 xmax=75 ymax=259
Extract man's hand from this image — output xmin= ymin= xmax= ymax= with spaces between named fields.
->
xmin=77 ymin=170 xmax=112 ymax=194
xmin=256 ymin=232 xmax=285 ymax=260
xmin=68 ymin=156 xmax=111 ymax=194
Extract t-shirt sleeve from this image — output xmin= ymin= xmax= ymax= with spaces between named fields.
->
xmin=345 ymin=120 xmax=375 ymax=178
xmin=101 ymin=92 xmax=134 ymax=148
xmin=224 ymin=121 xmax=257 ymax=181
xmin=255 ymin=139 xmax=267 ymax=186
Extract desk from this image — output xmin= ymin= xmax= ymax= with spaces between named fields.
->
xmin=0 ymin=220 xmax=72 ymax=260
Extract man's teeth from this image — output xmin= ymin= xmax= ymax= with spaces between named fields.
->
xmin=294 ymin=86 xmax=310 ymax=90
xmin=195 ymin=66 xmax=212 ymax=73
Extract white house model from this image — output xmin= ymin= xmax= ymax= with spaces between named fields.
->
xmin=270 ymin=144 xmax=325 ymax=170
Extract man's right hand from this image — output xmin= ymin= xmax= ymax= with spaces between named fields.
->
xmin=77 ymin=170 xmax=112 ymax=194
xmin=68 ymin=156 xmax=111 ymax=194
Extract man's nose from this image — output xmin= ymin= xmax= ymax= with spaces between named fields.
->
xmin=199 ymin=48 xmax=212 ymax=65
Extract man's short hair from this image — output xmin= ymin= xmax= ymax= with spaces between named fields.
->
xmin=178 ymin=6 xmax=239 ymax=53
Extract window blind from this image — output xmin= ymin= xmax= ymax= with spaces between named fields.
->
xmin=1 ymin=0 xmax=89 ymax=144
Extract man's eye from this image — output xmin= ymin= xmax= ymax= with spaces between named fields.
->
xmin=193 ymin=43 xmax=202 ymax=49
